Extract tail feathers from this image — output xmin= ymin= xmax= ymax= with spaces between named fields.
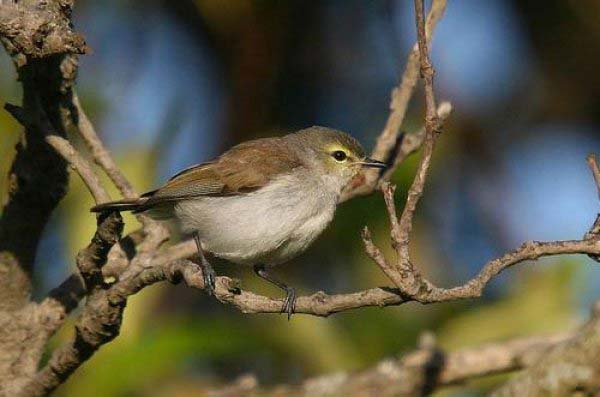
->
xmin=90 ymin=198 xmax=149 ymax=213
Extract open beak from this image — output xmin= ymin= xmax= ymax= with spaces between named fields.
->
xmin=358 ymin=157 xmax=387 ymax=169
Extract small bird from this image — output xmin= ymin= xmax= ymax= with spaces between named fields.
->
xmin=91 ymin=126 xmax=386 ymax=317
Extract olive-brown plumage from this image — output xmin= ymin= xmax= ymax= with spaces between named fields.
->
xmin=91 ymin=126 xmax=386 ymax=318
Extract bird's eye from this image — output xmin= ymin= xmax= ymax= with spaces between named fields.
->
xmin=331 ymin=150 xmax=347 ymax=162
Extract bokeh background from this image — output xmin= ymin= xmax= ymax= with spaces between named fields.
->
xmin=1 ymin=0 xmax=600 ymax=396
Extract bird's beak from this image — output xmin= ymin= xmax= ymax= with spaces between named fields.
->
xmin=358 ymin=158 xmax=387 ymax=169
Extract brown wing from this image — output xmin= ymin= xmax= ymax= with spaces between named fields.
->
xmin=143 ymin=137 xmax=302 ymax=206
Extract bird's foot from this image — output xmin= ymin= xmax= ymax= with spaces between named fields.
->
xmin=252 ymin=264 xmax=296 ymax=319
xmin=281 ymin=287 xmax=296 ymax=320
xmin=193 ymin=233 xmax=216 ymax=296
xmin=199 ymin=259 xmax=216 ymax=296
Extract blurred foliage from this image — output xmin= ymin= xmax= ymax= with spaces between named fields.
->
xmin=438 ymin=262 xmax=579 ymax=348
xmin=1 ymin=0 xmax=599 ymax=396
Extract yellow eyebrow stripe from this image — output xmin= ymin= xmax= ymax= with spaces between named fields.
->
xmin=325 ymin=143 xmax=350 ymax=154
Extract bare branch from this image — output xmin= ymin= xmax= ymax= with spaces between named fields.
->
xmin=414 ymin=0 xmax=438 ymax=124
xmin=34 ymin=233 xmax=598 ymax=397
xmin=144 ymin=155 xmax=600 ymax=317
xmin=340 ymin=0 xmax=447 ymax=201
xmin=5 ymin=103 xmax=111 ymax=204
xmin=72 ymin=93 xmax=137 ymax=198
xmin=361 ymin=226 xmax=396 ymax=283
xmin=21 ymin=241 xmax=170 ymax=397
xmin=381 ymin=183 xmax=401 ymax=247
xmin=395 ymin=0 xmax=443 ymax=261
xmin=75 ymin=211 xmax=123 ymax=290
xmin=6 ymin=112 xmax=145 ymax=327
xmin=371 ymin=0 xmax=445 ymax=160
xmin=45 ymin=274 xmax=85 ymax=317
xmin=0 ymin=2 xmax=87 ymax=67
xmin=38 ymin=212 xmax=126 ymax=348
xmin=491 ymin=303 xmax=600 ymax=397
xmin=0 ymin=0 xmax=87 ymax=392
xmin=46 ymin=136 xmax=111 ymax=204
xmin=209 ymin=331 xmax=571 ymax=396
xmin=437 ymin=333 xmax=571 ymax=385
xmin=124 ymin=230 xmax=600 ymax=319
xmin=585 ymin=154 xmax=600 ymax=262
xmin=588 ymin=153 xmax=600 ymax=199
xmin=378 ymin=101 xmax=452 ymax=184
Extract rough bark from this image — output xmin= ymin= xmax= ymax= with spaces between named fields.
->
xmin=0 ymin=0 xmax=86 ymax=394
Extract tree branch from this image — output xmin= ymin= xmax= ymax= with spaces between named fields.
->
xmin=588 ymin=153 xmax=600 ymax=199
xmin=491 ymin=303 xmax=600 ymax=397
xmin=0 ymin=0 xmax=87 ymax=392
xmin=392 ymin=0 xmax=442 ymax=264
xmin=340 ymin=0 xmax=447 ymax=202
xmin=0 ymin=1 xmax=87 ymax=67
xmin=31 ymin=231 xmax=600 ymax=397
xmin=48 ymin=209 xmax=600 ymax=327
xmin=209 ymin=331 xmax=572 ymax=397
xmin=72 ymin=92 xmax=137 ymax=198
xmin=5 ymin=102 xmax=111 ymax=204
xmin=21 ymin=236 xmax=167 ymax=397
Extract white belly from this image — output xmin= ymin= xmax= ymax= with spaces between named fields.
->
xmin=173 ymin=173 xmax=338 ymax=266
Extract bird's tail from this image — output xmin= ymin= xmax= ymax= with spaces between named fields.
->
xmin=90 ymin=198 xmax=149 ymax=213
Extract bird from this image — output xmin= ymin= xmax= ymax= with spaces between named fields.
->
xmin=91 ymin=126 xmax=386 ymax=317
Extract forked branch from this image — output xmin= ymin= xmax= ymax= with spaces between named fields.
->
xmin=340 ymin=0 xmax=447 ymax=201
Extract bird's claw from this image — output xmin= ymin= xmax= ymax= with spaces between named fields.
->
xmin=193 ymin=234 xmax=216 ymax=296
xmin=199 ymin=261 xmax=216 ymax=296
xmin=281 ymin=287 xmax=296 ymax=320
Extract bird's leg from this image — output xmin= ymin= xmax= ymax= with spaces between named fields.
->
xmin=253 ymin=264 xmax=296 ymax=320
xmin=194 ymin=233 xmax=216 ymax=296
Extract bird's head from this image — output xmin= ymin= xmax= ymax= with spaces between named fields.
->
xmin=284 ymin=126 xmax=387 ymax=189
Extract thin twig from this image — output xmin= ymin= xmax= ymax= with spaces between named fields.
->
xmin=379 ymin=101 xmax=452 ymax=184
xmin=585 ymin=154 xmax=600 ymax=261
xmin=370 ymin=0 xmax=446 ymax=162
xmin=414 ymin=0 xmax=438 ymax=124
xmin=46 ymin=136 xmax=111 ymax=204
xmin=361 ymin=226 xmax=398 ymax=284
xmin=340 ymin=0 xmax=447 ymax=201
xmin=381 ymin=182 xmax=401 ymax=249
xmin=73 ymin=93 xmax=137 ymax=198
xmin=4 ymin=103 xmax=111 ymax=204
xmin=587 ymin=153 xmax=600 ymax=199
xmin=396 ymin=0 xmax=442 ymax=257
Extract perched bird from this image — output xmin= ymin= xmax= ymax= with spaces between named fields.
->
xmin=91 ymin=126 xmax=386 ymax=317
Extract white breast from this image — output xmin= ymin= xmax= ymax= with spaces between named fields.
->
xmin=173 ymin=169 xmax=339 ymax=266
